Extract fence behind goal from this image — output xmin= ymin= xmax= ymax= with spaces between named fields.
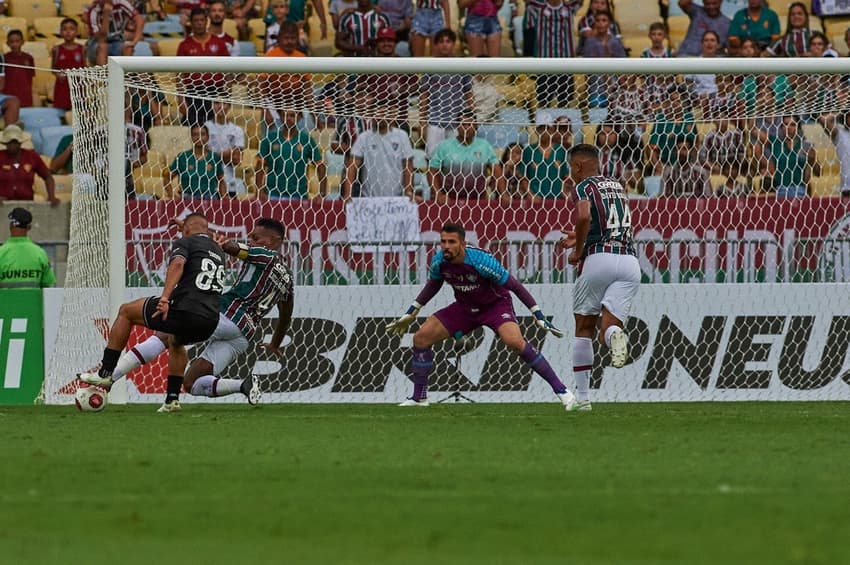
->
xmin=43 ymin=57 xmax=850 ymax=404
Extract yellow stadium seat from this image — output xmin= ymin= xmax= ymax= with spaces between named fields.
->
xmin=135 ymin=175 xmax=168 ymax=199
xmin=32 ymin=16 xmax=64 ymax=39
xmin=223 ymin=18 xmax=238 ymax=39
xmin=812 ymin=174 xmax=840 ymax=197
xmin=156 ymin=38 xmax=183 ymax=57
xmin=53 ymin=173 xmax=73 ymax=200
xmin=831 ymin=34 xmax=848 ymax=56
xmin=134 ymin=149 xmax=167 ymax=179
xmin=9 ymin=0 xmax=58 ymax=21
xmin=803 ymin=122 xmax=840 ymax=176
xmin=148 ymin=125 xmax=191 ymax=165
xmin=22 ymin=40 xmax=49 ymax=58
xmin=0 ymin=16 xmax=29 ymax=41
xmin=666 ymin=15 xmax=689 ymax=48
xmin=825 ymin=16 xmax=850 ymax=37
xmin=247 ymin=18 xmax=265 ymax=54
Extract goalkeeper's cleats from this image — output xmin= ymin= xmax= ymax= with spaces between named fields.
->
xmin=156 ymin=400 xmax=182 ymax=413
xmin=609 ymin=328 xmax=629 ymax=368
xmin=77 ymin=372 xmax=113 ymax=390
xmin=398 ymin=397 xmax=430 ymax=407
xmin=242 ymin=375 xmax=262 ymax=406
xmin=556 ymin=390 xmax=578 ymax=411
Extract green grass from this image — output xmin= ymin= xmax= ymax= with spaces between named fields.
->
xmin=0 ymin=403 xmax=848 ymax=565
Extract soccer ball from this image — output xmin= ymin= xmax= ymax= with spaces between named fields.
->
xmin=75 ymin=383 xmax=108 ymax=412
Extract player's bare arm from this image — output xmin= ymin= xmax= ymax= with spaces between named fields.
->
xmin=569 ymin=200 xmax=591 ymax=266
xmin=263 ymin=298 xmax=294 ymax=355
xmin=155 ymin=256 xmax=186 ymax=320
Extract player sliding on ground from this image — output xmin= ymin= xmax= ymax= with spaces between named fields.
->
xmin=386 ymin=222 xmax=579 ymax=409
xmin=84 ymin=218 xmax=294 ymax=412
xmin=78 ymin=213 xmax=225 ymax=410
xmin=557 ymin=143 xmax=641 ymax=411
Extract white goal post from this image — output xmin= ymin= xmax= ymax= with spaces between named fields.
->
xmin=43 ymin=55 xmax=850 ymax=404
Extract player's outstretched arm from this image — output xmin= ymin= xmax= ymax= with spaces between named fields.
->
xmin=263 ymin=298 xmax=294 ymax=355
xmin=214 ymin=233 xmax=250 ymax=260
xmin=503 ymin=275 xmax=564 ymax=338
xmin=385 ymin=278 xmax=444 ymax=336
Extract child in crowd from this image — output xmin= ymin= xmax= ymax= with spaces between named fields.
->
xmin=641 ymin=21 xmax=673 ymax=57
xmin=265 ymin=0 xmax=309 ymax=54
xmin=52 ymin=18 xmax=87 ymax=111
xmin=3 ymin=30 xmax=34 ymax=108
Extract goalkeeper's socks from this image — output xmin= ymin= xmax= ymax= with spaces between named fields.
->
xmin=520 ymin=342 xmax=567 ymax=394
xmin=411 ymin=347 xmax=433 ymax=401
xmin=165 ymin=375 xmax=184 ymax=403
xmin=98 ymin=348 xmax=122 ymax=378
xmin=572 ymin=337 xmax=594 ymax=403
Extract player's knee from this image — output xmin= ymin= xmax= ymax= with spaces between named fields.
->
xmin=412 ymin=331 xmax=431 ymax=349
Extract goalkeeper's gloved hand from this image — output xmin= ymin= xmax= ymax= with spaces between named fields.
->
xmin=385 ymin=302 xmax=422 ymax=336
xmin=531 ymin=306 xmax=564 ymax=338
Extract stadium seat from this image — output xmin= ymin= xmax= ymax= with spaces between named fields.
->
xmin=148 ymin=125 xmax=191 ymax=165
xmin=803 ymin=123 xmax=839 ymax=175
xmin=237 ymin=40 xmax=257 ymax=57
xmin=38 ymin=125 xmax=73 ymax=158
xmin=247 ymin=18 xmax=265 ymax=54
xmin=824 ymin=16 xmax=850 ymax=36
xmin=19 ymin=107 xmax=64 ymax=131
xmin=154 ymin=38 xmax=182 ymax=56
xmin=0 ymin=17 xmax=29 ymax=42
xmin=60 ymin=0 xmax=88 ymax=20
xmin=666 ymin=15 xmax=690 ymax=48
xmin=831 ymin=34 xmax=848 ymax=56
xmin=812 ymin=174 xmax=840 ymax=197
xmin=9 ymin=0 xmax=58 ymax=21
xmin=32 ymin=16 xmax=65 ymax=40
xmin=134 ymin=175 xmax=167 ymax=199
xmin=223 ymin=18 xmax=238 ymax=39
xmin=53 ymin=173 xmax=73 ymax=201
xmin=134 ymin=41 xmax=154 ymax=56
xmin=143 ymin=19 xmax=184 ymax=40
xmin=22 ymin=40 xmax=50 ymax=58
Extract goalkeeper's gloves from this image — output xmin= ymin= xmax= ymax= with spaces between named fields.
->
xmin=531 ymin=306 xmax=564 ymax=338
xmin=385 ymin=302 xmax=422 ymax=336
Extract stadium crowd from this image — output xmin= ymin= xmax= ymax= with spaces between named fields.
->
xmin=0 ymin=0 xmax=849 ymax=204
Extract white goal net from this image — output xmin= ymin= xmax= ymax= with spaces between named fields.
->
xmin=44 ymin=57 xmax=850 ymax=404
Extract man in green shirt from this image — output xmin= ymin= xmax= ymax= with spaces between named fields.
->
xmin=256 ymin=109 xmax=326 ymax=200
xmin=0 ymin=208 xmax=56 ymax=289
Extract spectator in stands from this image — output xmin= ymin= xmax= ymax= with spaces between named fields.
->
xmin=208 ymin=0 xmax=241 ymax=56
xmin=594 ymin=122 xmax=640 ymax=191
xmin=128 ymin=82 xmax=164 ymax=132
xmin=809 ymin=31 xmax=838 ymax=57
xmin=608 ymin=74 xmax=651 ymax=142
xmin=344 ymin=112 xmax=414 ymax=200
xmin=642 ymin=21 xmax=673 ymax=57
xmin=222 ymin=0 xmax=259 ymax=41
xmin=256 ymin=109 xmax=326 ymax=199
xmin=361 ymin=28 xmax=418 ymax=130
xmin=52 ymin=18 xmax=87 ymax=112
xmin=84 ymin=0 xmax=144 ymax=65
xmin=580 ymin=11 xmax=626 ymax=108
xmin=336 ymin=0 xmax=391 ymax=56
xmin=460 ymin=0 xmax=503 ymax=57
xmin=0 ymin=126 xmax=58 ymax=206
xmin=765 ymin=2 xmax=811 ymax=57
xmin=818 ymin=112 xmax=850 ymax=196
xmin=518 ymin=110 xmax=570 ymax=201
xmin=699 ymin=116 xmax=748 ymax=196
xmin=499 ymin=142 xmax=530 ymax=202
xmin=165 ymin=123 xmax=226 ymax=199
xmin=428 ymin=111 xmax=502 ymax=202
xmin=471 ymin=59 xmax=505 ymax=124
xmin=378 ymin=0 xmax=413 ymax=54
xmin=684 ymin=30 xmax=721 ymax=100
xmin=727 ymin=0 xmax=780 ymax=56
xmin=265 ymin=0 xmax=310 ymax=54
xmin=3 ymin=31 xmax=33 ymax=108
xmin=647 ymin=84 xmax=698 ymax=171
xmin=204 ymin=100 xmax=246 ymax=198
xmin=661 ymin=136 xmax=712 ymax=197
xmin=261 ymin=22 xmax=312 ymax=128
xmin=410 ymin=0 xmax=451 ymax=56
xmin=329 ymin=0 xmax=358 ymax=31
xmin=525 ymin=0 xmax=581 ymax=106
xmin=419 ymin=29 xmax=474 ymax=157
xmin=576 ymin=0 xmax=621 ymax=56
xmin=761 ymin=114 xmax=820 ymax=198
xmin=0 ymin=207 xmax=56 ymax=289
xmin=262 ymin=0 xmax=328 ymax=40
xmin=677 ymin=0 xmax=730 ymax=57
xmin=177 ymin=8 xmax=231 ymax=126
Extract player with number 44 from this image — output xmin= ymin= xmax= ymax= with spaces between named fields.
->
xmin=557 ymin=144 xmax=642 ymax=412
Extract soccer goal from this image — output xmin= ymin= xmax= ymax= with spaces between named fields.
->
xmin=43 ymin=56 xmax=850 ymax=405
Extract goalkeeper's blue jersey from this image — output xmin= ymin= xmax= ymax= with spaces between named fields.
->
xmin=220 ymin=246 xmax=293 ymax=340
xmin=429 ymin=246 xmax=511 ymax=308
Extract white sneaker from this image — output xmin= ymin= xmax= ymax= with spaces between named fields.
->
xmin=156 ymin=400 xmax=181 ymax=413
xmin=574 ymin=400 xmax=593 ymax=412
xmin=398 ymin=398 xmax=430 ymax=407
xmin=557 ymin=390 xmax=577 ymax=411
xmin=609 ymin=328 xmax=629 ymax=368
xmin=77 ymin=371 xmax=113 ymax=390
xmin=245 ymin=376 xmax=262 ymax=406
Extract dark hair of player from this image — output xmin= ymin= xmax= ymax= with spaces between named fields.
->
xmin=441 ymin=223 xmax=466 ymax=240
xmin=184 ymin=212 xmax=208 ymax=224
xmin=256 ymin=218 xmax=285 ymax=240
xmin=568 ymin=143 xmax=600 ymax=161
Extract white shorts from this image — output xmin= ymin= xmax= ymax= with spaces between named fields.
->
xmin=198 ymin=313 xmax=250 ymax=374
xmin=573 ymin=253 xmax=641 ymax=321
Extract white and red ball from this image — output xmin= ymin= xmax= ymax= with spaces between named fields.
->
xmin=75 ymin=383 xmax=108 ymax=412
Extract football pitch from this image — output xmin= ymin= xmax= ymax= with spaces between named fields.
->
xmin=0 ymin=403 xmax=847 ymax=565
